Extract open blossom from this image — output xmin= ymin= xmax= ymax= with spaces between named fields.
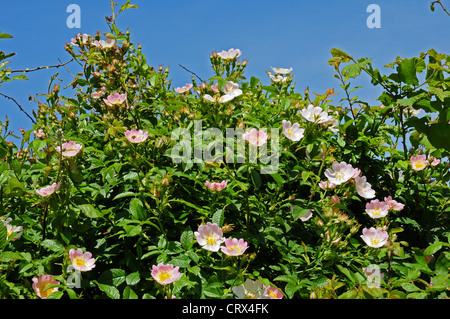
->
xmin=300 ymin=210 xmax=313 ymax=222
xmin=365 ymin=199 xmax=389 ymax=219
xmin=91 ymin=87 xmax=107 ymax=99
xmin=271 ymin=67 xmax=293 ymax=74
xmin=2 ymin=218 xmax=23 ymax=241
xmin=70 ymin=33 xmax=89 ymax=46
xmin=300 ymin=105 xmax=331 ymax=124
xmin=93 ymin=37 xmax=115 ymax=49
xmin=205 ymin=180 xmax=227 ymax=191
xmin=217 ymin=48 xmax=242 ymax=60
xmin=269 ymin=74 xmax=289 ymax=83
xmin=56 ymin=141 xmax=82 ymax=157
xmin=69 ymin=248 xmax=96 ymax=272
xmin=151 ymin=263 xmax=181 ymax=285
xmin=175 ymin=83 xmax=193 ymax=94
xmin=324 ymin=161 xmax=357 ymax=185
xmin=282 ymin=120 xmax=304 ymax=141
xmin=34 ymin=129 xmax=45 ymax=138
xmin=360 ymin=227 xmax=389 ymax=248
xmin=36 ymin=182 xmax=61 ymax=197
xmin=103 ymin=93 xmax=127 ymax=107
xmin=354 ymin=176 xmax=376 ymax=199
xmin=264 ymin=285 xmax=284 ymax=299
xmin=232 ymin=279 xmax=269 ymax=299
xmin=384 ymin=196 xmax=405 ymax=211
xmin=243 ymin=128 xmax=268 ymax=147
xmin=32 ymin=275 xmax=60 ymax=299
xmin=221 ymin=81 xmax=242 ymax=98
xmin=203 ymin=93 xmax=235 ymax=103
xmin=410 ymin=155 xmax=428 ymax=171
xmin=362 ymin=266 xmax=384 ymax=288
xmin=220 ymin=238 xmax=249 ymax=256
xmin=194 ymin=222 xmax=225 ymax=252
xmin=125 ymin=129 xmax=149 ymax=143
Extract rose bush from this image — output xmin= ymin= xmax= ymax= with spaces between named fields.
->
xmin=0 ymin=2 xmax=449 ymax=299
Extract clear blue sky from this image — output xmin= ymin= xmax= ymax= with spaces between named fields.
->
xmin=1 ymin=0 xmax=450 ymax=136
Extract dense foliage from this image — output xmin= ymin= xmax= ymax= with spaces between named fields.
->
xmin=0 ymin=2 xmax=449 ymax=299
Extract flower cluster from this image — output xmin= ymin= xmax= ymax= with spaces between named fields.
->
xmin=194 ymin=222 xmax=249 ymax=256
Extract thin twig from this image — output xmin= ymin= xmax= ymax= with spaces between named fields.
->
xmin=0 ymin=92 xmax=36 ymax=124
xmin=58 ymin=58 xmax=75 ymax=78
xmin=179 ymin=64 xmax=205 ymax=83
xmin=10 ymin=58 xmax=73 ymax=74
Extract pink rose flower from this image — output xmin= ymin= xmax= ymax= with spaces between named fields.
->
xmin=410 ymin=155 xmax=428 ymax=171
xmin=205 ymin=180 xmax=227 ymax=191
xmin=194 ymin=222 xmax=225 ymax=252
xmin=103 ymin=93 xmax=127 ymax=107
xmin=125 ymin=129 xmax=149 ymax=143
xmin=360 ymin=227 xmax=389 ymax=248
xmin=242 ymin=128 xmax=268 ymax=147
xmin=151 ymin=263 xmax=181 ymax=285
xmin=56 ymin=141 xmax=83 ymax=157
xmin=69 ymin=248 xmax=96 ymax=272
xmin=32 ymin=274 xmax=60 ymax=299
xmin=36 ymin=182 xmax=61 ymax=197
xmin=220 ymin=238 xmax=249 ymax=256
xmin=365 ymin=199 xmax=389 ymax=218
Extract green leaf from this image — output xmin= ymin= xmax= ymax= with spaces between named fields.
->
xmin=292 ymin=206 xmax=311 ymax=220
xmin=0 ymin=223 xmax=7 ymax=251
xmin=126 ymin=272 xmax=141 ymax=286
xmin=95 ymin=282 xmax=120 ymax=299
xmin=180 ymin=227 xmax=194 ymax=250
xmin=40 ymin=239 xmax=64 ymax=252
xmin=0 ymin=33 xmax=13 ymax=39
xmin=397 ymin=57 xmax=425 ymax=86
xmin=129 ymin=198 xmax=147 ymax=220
xmin=423 ymin=242 xmax=446 ymax=255
xmin=123 ymin=286 xmax=138 ymax=299
xmin=212 ymin=209 xmax=224 ymax=227
xmin=79 ymin=204 xmax=103 ymax=218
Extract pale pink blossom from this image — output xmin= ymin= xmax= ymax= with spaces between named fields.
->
xmin=318 ymin=180 xmax=337 ymax=190
xmin=69 ymin=248 xmax=96 ymax=272
xmin=354 ymin=176 xmax=376 ymax=199
xmin=263 ymin=285 xmax=284 ymax=299
xmin=56 ymin=141 xmax=83 ymax=157
xmin=36 ymin=182 xmax=61 ymax=197
xmin=242 ymin=128 xmax=268 ymax=147
xmin=282 ymin=120 xmax=304 ymax=141
xmin=33 ymin=129 xmax=45 ymax=138
xmin=91 ymin=87 xmax=107 ymax=99
xmin=221 ymin=238 xmax=249 ymax=256
xmin=103 ymin=93 xmax=127 ymax=107
xmin=70 ymin=33 xmax=90 ymax=46
xmin=429 ymin=156 xmax=440 ymax=166
xmin=271 ymin=67 xmax=293 ymax=74
xmin=365 ymin=199 xmax=389 ymax=219
xmin=362 ymin=266 xmax=384 ymax=288
xmin=383 ymin=196 xmax=405 ymax=211
xmin=32 ymin=275 xmax=60 ymax=299
xmin=205 ymin=180 xmax=227 ymax=191
xmin=203 ymin=93 xmax=236 ymax=103
xmin=410 ymin=155 xmax=428 ymax=171
xmin=210 ymin=83 xmax=219 ymax=93
xmin=125 ymin=129 xmax=149 ymax=143
xmin=300 ymin=105 xmax=331 ymax=124
xmin=151 ymin=263 xmax=181 ymax=285
xmin=174 ymin=83 xmax=193 ymax=94
xmin=232 ymin=279 xmax=269 ymax=299
xmin=300 ymin=210 xmax=313 ymax=222
xmin=360 ymin=227 xmax=389 ymax=248
xmin=217 ymin=48 xmax=242 ymax=60
xmin=93 ymin=37 xmax=115 ymax=49
xmin=194 ymin=222 xmax=225 ymax=252
xmin=2 ymin=218 xmax=23 ymax=241
xmin=221 ymin=81 xmax=242 ymax=98
xmin=269 ymin=74 xmax=289 ymax=83
xmin=324 ymin=161 xmax=357 ymax=185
